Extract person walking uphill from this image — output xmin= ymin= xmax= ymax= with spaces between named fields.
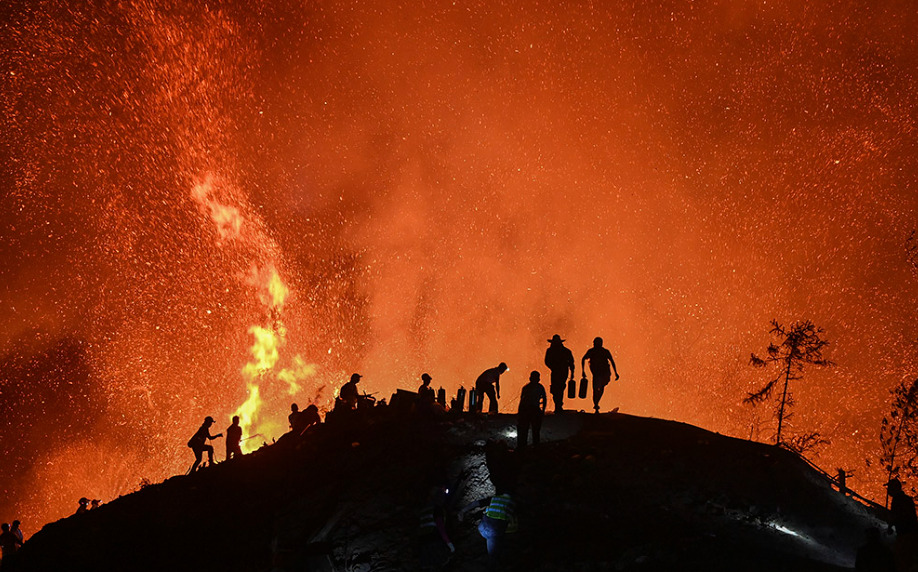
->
xmin=581 ymin=337 xmax=620 ymax=413
xmin=475 ymin=363 xmax=508 ymax=414
xmin=188 ymin=416 xmax=222 ymax=473
xmin=517 ymin=371 xmax=547 ymax=449
xmin=544 ymin=334 xmax=575 ymax=413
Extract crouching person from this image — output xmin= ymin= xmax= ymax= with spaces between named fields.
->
xmin=458 ymin=488 xmax=517 ymax=569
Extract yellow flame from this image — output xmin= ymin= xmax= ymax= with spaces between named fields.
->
xmin=233 ymin=383 xmax=262 ymax=453
xmin=190 ymin=174 xmax=243 ymax=240
xmin=242 ymin=325 xmax=279 ymax=375
xmin=278 ymin=355 xmax=318 ymax=396
xmin=268 ymin=269 xmax=288 ymax=309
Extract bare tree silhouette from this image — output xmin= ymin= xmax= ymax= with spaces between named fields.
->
xmin=744 ymin=320 xmax=834 ymax=446
xmin=880 ymin=377 xmax=918 ymax=506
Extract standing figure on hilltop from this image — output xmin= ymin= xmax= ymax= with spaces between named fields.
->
xmin=226 ymin=416 xmax=243 ymax=461
xmin=418 ymin=373 xmax=436 ymax=405
xmin=339 ymin=373 xmax=362 ymax=410
xmin=517 ymin=371 xmax=547 ymax=449
xmin=187 ymin=416 xmax=223 ymax=473
xmin=581 ymin=337 xmax=620 ymax=413
xmin=288 ymin=403 xmax=300 ymax=430
xmin=475 ymin=363 xmax=508 ymax=414
xmin=10 ymin=521 xmax=23 ymax=546
xmin=885 ymin=478 xmax=918 ymax=571
xmin=544 ymin=334 xmax=575 ymax=413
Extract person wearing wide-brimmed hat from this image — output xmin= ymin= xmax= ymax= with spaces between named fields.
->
xmin=544 ymin=334 xmax=575 ymax=413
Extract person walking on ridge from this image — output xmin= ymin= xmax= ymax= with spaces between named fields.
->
xmin=188 ymin=416 xmax=223 ymax=473
xmin=581 ymin=337 xmax=619 ymax=413
xmin=475 ymin=363 xmax=508 ymax=414
xmin=544 ymin=334 xmax=575 ymax=413
xmin=517 ymin=371 xmax=547 ymax=449
xmin=226 ymin=415 xmax=243 ymax=461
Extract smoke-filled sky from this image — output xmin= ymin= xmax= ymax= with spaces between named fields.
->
xmin=1 ymin=0 xmax=917 ymax=527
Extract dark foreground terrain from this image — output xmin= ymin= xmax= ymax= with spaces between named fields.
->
xmin=7 ymin=411 xmax=884 ymax=571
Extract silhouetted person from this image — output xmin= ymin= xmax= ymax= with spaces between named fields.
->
xmin=418 ymin=373 xmax=436 ymax=406
xmin=226 ymin=415 xmax=243 ymax=461
xmin=0 ymin=523 xmax=21 ymax=569
xmin=856 ymin=527 xmax=895 ymax=572
xmin=475 ymin=363 xmax=508 ymax=414
xmin=417 ymin=478 xmax=455 ymax=569
xmin=90 ymin=499 xmax=100 ymax=510
xmin=188 ymin=416 xmax=223 ymax=473
xmin=517 ymin=371 xmax=547 ymax=449
xmin=886 ymin=478 xmax=918 ymax=571
xmin=339 ymin=373 xmax=362 ymax=410
xmin=75 ymin=497 xmax=90 ymax=515
xmin=9 ymin=521 xmax=22 ymax=545
xmin=581 ymin=337 xmax=619 ymax=413
xmin=298 ymin=404 xmax=321 ymax=433
xmin=544 ymin=334 xmax=575 ymax=412
xmin=289 ymin=403 xmax=300 ymax=430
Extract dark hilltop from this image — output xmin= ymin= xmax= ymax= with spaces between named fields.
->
xmin=6 ymin=410 xmax=885 ymax=571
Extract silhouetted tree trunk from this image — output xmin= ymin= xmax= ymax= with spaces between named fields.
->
xmin=744 ymin=320 xmax=833 ymax=446
xmin=880 ymin=377 xmax=918 ymax=507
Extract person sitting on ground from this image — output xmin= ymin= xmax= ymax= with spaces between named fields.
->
xmin=90 ymin=500 xmax=100 ymax=510
xmin=517 ymin=371 xmax=547 ymax=449
xmin=226 ymin=415 xmax=243 ymax=461
xmin=75 ymin=497 xmax=90 ymax=515
xmin=339 ymin=373 xmax=362 ymax=410
xmin=187 ymin=416 xmax=223 ymax=473
xmin=288 ymin=403 xmax=300 ymax=430
xmin=0 ymin=523 xmax=22 ymax=563
xmin=474 ymin=363 xmax=508 ymax=414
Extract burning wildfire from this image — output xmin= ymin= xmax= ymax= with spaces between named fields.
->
xmin=2 ymin=0 xmax=918 ymax=530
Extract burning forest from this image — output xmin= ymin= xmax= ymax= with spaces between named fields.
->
xmin=2 ymin=0 xmax=918 ymax=534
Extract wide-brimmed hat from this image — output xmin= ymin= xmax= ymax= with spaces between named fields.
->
xmin=350 ymin=373 xmax=362 ymax=383
xmin=547 ymin=334 xmax=565 ymax=343
xmin=886 ymin=478 xmax=903 ymax=490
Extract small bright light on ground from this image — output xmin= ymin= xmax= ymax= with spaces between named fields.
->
xmin=771 ymin=523 xmax=800 ymax=537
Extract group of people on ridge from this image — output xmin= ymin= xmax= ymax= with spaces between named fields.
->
xmin=0 ymin=520 xmax=24 ymax=569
